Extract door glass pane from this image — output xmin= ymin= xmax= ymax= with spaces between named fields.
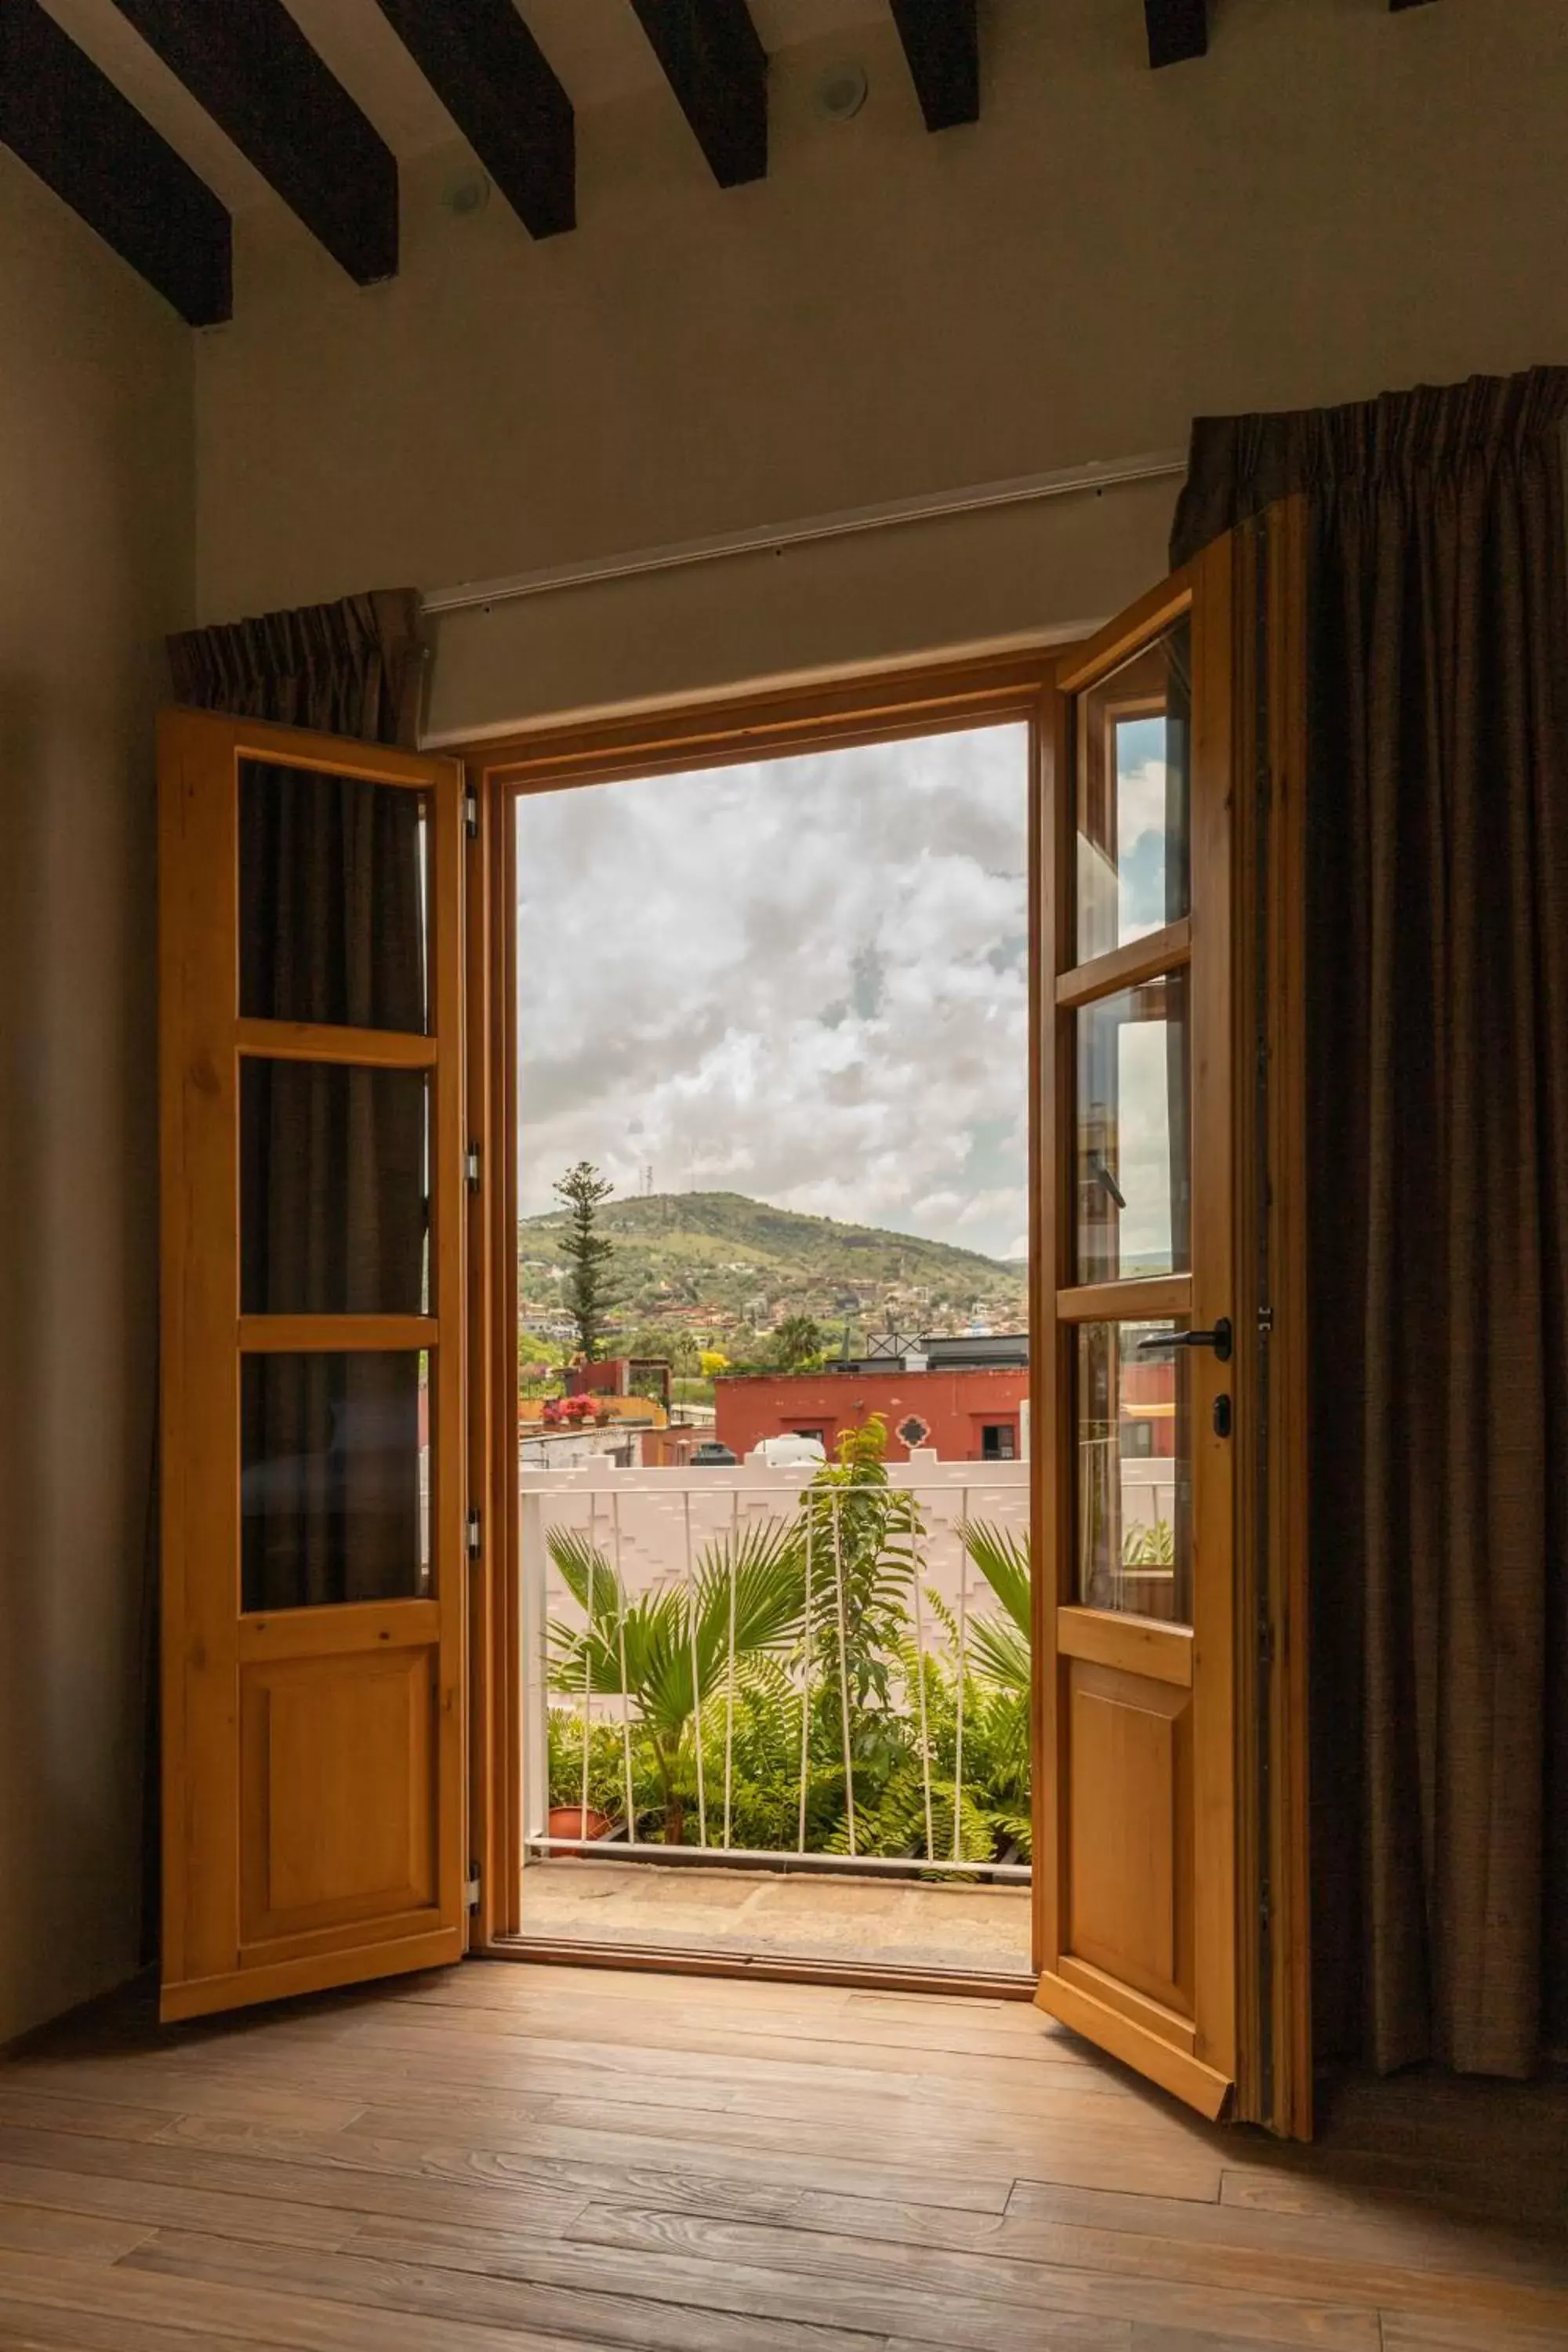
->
xmin=240 ymin=1061 xmax=430 ymax=1316
xmin=1075 ymin=617 xmax=1191 ymax=963
xmin=1076 ymin=1321 xmax=1191 ymax=1624
xmin=241 ymin=1352 xmax=430 ymax=1612
xmin=239 ymin=760 xmax=429 ymax=1033
xmin=1075 ymin=972 xmax=1189 ymax=1283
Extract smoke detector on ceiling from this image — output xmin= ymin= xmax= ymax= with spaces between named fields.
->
xmin=814 ymin=61 xmax=868 ymax=122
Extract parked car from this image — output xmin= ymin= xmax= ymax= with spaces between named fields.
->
xmin=691 ymin=1440 xmax=738 ymax=1465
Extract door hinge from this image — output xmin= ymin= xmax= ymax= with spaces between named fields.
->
xmin=465 ymin=1142 xmax=482 ymax=1192
xmin=466 ymin=1508 xmax=482 ymax=1560
xmin=465 ymin=1864 xmax=481 ymax=1913
xmin=463 ymin=789 xmax=479 ymax=839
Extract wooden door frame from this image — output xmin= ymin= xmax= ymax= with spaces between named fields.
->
xmin=458 ymin=648 xmax=1059 ymax=1981
xmin=1232 ymin=501 xmax=1312 ymax=2137
xmin=450 ymin=608 xmax=1309 ymax=2089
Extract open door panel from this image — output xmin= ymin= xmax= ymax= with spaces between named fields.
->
xmin=159 ymin=708 xmax=468 ymax=2023
xmin=1033 ymin=543 xmax=1240 ymax=2120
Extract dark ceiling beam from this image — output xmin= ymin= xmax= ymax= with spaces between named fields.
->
xmin=1389 ymin=1 xmax=1437 ymax=9
xmin=0 ymin=0 xmax=230 ymax=324
xmin=110 ymin=0 xmax=397 ymax=283
xmin=889 ymin=2 xmax=978 ymax=132
xmin=372 ymin=0 xmax=574 ymax=239
xmin=629 ymin=0 xmax=767 ymax=188
xmin=1144 ymin=0 xmax=1207 ymax=69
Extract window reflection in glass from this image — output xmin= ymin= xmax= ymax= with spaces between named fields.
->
xmin=1075 ymin=619 xmax=1192 ymax=964
xmin=1075 ymin=973 xmax=1190 ymax=1283
xmin=1076 ymin=1322 xmax=1192 ymax=1624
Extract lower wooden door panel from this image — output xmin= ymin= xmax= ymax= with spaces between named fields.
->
xmin=1065 ymin=1660 xmax=1193 ymax=2017
xmin=239 ymin=1643 xmax=438 ymax=1948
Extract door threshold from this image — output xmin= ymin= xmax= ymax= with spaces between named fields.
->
xmin=477 ymin=1934 xmax=1036 ymax=2001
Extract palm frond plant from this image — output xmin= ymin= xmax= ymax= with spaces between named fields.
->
xmin=547 ymin=1515 xmax=806 ymax=1847
xmin=954 ymin=1519 xmax=1033 ymax=1860
xmin=960 ymin=1675 xmax=1033 ymax=1860
xmin=958 ymin=1518 xmax=1030 ymax=1694
xmin=923 ymin=1586 xmax=1031 ymax=1860
xmin=1121 ymin=1516 xmax=1175 ymax=1566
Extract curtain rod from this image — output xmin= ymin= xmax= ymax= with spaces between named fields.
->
xmin=419 ymin=448 xmax=1188 ymax=619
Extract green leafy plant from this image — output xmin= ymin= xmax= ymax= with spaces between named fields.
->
xmin=698 ymin=1657 xmax=811 ymax=1853
xmin=542 ymin=1465 xmax=1036 ymax=1871
xmin=772 ymin=1312 xmax=824 ymax=1371
xmin=799 ymin=1417 xmax=922 ymax=1786
xmin=546 ymin=1707 xmax=655 ymax=1824
xmin=829 ymin=1637 xmax=988 ymax=1866
xmin=621 ymin=1325 xmax=701 ymax=1376
xmin=953 ymin=1519 xmax=1034 ymax=1860
xmin=1121 ymin=1517 xmax=1175 ymax=1566
xmin=547 ymin=1515 xmax=806 ymax=1846
xmin=826 ymin=1608 xmax=1031 ymax=1867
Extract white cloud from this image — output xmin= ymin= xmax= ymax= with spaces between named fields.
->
xmin=1116 ymin=1017 xmax=1180 ymax=1267
xmin=516 ymin=724 xmax=1029 ymax=1261
xmin=1119 ymin=751 xmax=1169 ymax=852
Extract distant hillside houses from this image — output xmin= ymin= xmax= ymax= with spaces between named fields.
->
xmin=517 ymin=1190 xmax=1029 ymax=1346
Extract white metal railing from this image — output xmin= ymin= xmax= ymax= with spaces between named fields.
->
xmin=521 ymin=1465 xmax=1033 ymax=1882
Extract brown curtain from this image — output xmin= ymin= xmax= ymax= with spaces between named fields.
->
xmin=167 ymin=586 xmax=426 ymax=749
xmin=169 ymin=589 xmax=430 ymax=1612
xmin=1174 ymin=370 xmax=1568 ymax=2076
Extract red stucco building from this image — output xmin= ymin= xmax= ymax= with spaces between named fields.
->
xmin=714 ymin=1337 xmax=1178 ymax=1466
xmin=715 ymin=1363 xmax=1028 ymax=1464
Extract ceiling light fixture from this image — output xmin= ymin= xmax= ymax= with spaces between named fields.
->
xmin=814 ymin=61 xmax=869 ymax=122
xmin=442 ymin=166 xmax=491 ymax=218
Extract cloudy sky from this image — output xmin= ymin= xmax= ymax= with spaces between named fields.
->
xmin=514 ymin=717 xmax=1178 ymax=1269
xmin=516 ymin=724 xmax=1032 ymax=1261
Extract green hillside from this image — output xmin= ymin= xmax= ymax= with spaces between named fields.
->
xmin=518 ymin=1190 xmax=1026 ymax=1344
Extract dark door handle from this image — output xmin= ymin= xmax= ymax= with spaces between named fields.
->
xmin=1138 ymin=1316 xmax=1232 ymax=1364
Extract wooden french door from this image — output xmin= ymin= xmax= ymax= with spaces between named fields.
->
xmin=159 ymin=708 xmax=468 ymax=2022
xmin=1033 ymin=543 xmax=1240 ymax=2118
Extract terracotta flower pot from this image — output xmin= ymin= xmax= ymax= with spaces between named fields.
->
xmin=546 ymin=1804 xmax=614 ymax=1857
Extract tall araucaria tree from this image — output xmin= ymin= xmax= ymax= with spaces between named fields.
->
xmin=554 ymin=1160 xmax=619 ymax=1359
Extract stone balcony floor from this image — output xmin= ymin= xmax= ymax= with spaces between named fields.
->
xmin=516 ymin=1856 xmax=1034 ymax=1976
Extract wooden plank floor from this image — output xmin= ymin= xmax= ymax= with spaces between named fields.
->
xmin=0 ymin=1962 xmax=1563 ymax=2352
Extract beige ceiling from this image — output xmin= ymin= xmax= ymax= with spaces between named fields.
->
xmin=38 ymin=0 xmax=892 ymax=213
